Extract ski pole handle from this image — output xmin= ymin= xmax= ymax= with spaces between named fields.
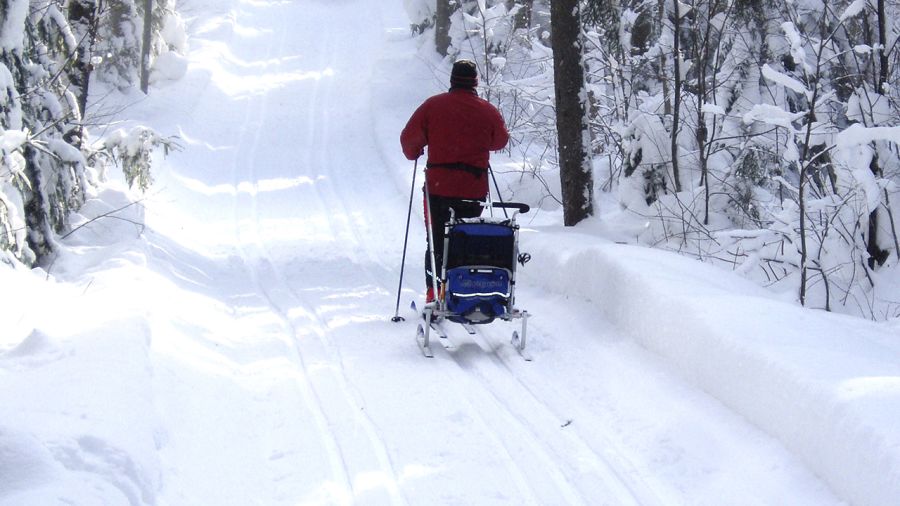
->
xmin=491 ymin=202 xmax=530 ymax=214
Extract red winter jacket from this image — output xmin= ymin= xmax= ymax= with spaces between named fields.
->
xmin=401 ymin=89 xmax=509 ymax=199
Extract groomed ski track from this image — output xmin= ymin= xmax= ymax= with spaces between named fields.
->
xmin=142 ymin=0 xmax=841 ymax=504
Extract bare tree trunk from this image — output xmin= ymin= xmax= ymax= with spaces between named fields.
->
xmin=877 ymin=0 xmax=889 ymax=93
xmin=798 ymin=35 xmax=827 ymax=306
xmin=551 ymin=0 xmax=593 ymax=226
xmin=867 ymin=154 xmax=890 ymax=268
xmin=866 ymin=0 xmax=891 ymax=268
xmin=435 ymin=0 xmax=454 ymax=57
xmin=67 ymin=0 xmax=101 ymax=130
xmin=670 ymin=0 xmax=683 ymax=193
xmin=658 ymin=0 xmax=671 ymax=116
xmin=140 ymin=0 xmax=153 ymax=94
xmin=23 ymin=146 xmax=53 ymax=261
xmin=694 ymin=0 xmax=730 ymax=224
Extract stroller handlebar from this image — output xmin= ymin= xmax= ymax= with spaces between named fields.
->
xmin=491 ymin=202 xmax=530 ymax=214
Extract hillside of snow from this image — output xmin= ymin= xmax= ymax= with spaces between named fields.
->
xmin=2 ymin=1 xmax=899 ymax=505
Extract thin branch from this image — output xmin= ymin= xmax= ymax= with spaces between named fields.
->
xmin=60 ymin=198 xmax=146 ymax=240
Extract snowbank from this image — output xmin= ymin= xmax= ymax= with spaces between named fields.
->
xmin=0 ymin=275 xmax=162 ymax=506
xmin=520 ymin=226 xmax=900 ymax=506
xmin=0 ymin=189 xmax=163 ymax=506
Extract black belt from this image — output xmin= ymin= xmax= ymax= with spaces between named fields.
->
xmin=426 ymin=162 xmax=486 ymax=177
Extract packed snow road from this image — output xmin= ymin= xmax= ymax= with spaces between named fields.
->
xmin=137 ymin=0 xmax=840 ymax=504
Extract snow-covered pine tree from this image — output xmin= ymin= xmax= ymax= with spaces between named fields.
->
xmin=92 ymin=0 xmax=176 ymax=89
xmin=1 ymin=0 xmax=90 ymax=263
xmin=0 ymin=0 xmax=183 ymax=266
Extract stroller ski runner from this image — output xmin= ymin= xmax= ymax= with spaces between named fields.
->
xmin=417 ymin=199 xmax=532 ymax=360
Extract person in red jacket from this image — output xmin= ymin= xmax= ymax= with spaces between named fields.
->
xmin=400 ymin=59 xmax=510 ymax=303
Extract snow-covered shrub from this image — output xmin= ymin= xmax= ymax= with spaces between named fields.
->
xmin=406 ymin=0 xmax=900 ymax=318
xmin=104 ymin=126 xmax=179 ymax=192
xmin=578 ymin=0 xmax=900 ymax=317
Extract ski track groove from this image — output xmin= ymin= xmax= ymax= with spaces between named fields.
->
xmin=460 ymin=324 xmax=667 ymax=506
xmin=312 ymin=20 xmax=398 ymax=285
xmin=517 ymin=317 xmax=671 ymax=506
xmin=429 ymin=332 xmax=585 ymax=505
xmin=430 ymin=324 xmax=639 ymax=505
xmin=295 ymin=25 xmax=410 ymax=504
xmin=256 ymin=20 xmax=551 ymax=504
xmin=301 ymin=29 xmax=560 ymax=504
xmin=227 ymin=5 xmax=355 ymax=501
xmin=221 ymin=2 xmax=660 ymax=505
xmin=236 ymin=10 xmax=407 ymax=505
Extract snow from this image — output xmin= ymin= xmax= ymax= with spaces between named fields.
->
xmin=2 ymin=1 xmax=899 ymax=505
xmin=403 ymin=0 xmax=435 ymax=24
xmin=781 ymin=22 xmax=811 ymax=73
xmin=761 ymin=63 xmax=808 ymax=95
xmin=840 ymin=0 xmax=868 ymax=22
xmin=0 ymin=129 xmax=27 ymax=152
xmin=700 ymin=103 xmax=726 ymax=116
xmin=151 ymin=50 xmax=189 ymax=83
xmin=836 ymin=123 xmax=900 ymax=150
xmin=0 ymin=0 xmax=28 ymax=51
xmin=742 ymin=104 xmax=804 ymax=131
xmin=47 ymin=139 xmax=84 ymax=164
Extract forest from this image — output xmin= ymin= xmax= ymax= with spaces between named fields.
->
xmin=407 ymin=0 xmax=900 ymax=319
xmin=4 ymin=0 xmax=900 ymax=318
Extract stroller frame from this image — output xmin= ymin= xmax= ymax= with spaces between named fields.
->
xmin=417 ymin=185 xmax=531 ymax=360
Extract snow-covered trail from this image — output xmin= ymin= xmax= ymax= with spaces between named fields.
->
xmin=139 ymin=0 xmax=841 ymax=504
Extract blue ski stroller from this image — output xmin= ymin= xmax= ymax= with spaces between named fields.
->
xmin=417 ymin=201 xmax=531 ymax=359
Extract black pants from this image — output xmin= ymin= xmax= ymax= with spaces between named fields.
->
xmin=424 ymin=193 xmax=484 ymax=289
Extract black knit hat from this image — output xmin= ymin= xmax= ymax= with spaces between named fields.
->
xmin=450 ymin=59 xmax=478 ymax=89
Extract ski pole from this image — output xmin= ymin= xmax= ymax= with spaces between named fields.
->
xmin=423 ymin=175 xmax=442 ymax=307
xmin=391 ymin=159 xmax=419 ymax=322
xmin=489 ymin=164 xmax=509 ymax=219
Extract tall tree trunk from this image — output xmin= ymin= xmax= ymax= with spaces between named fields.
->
xmin=877 ymin=0 xmax=888 ymax=93
xmin=140 ymin=0 xmax=154 ymax=94
xmin=866 ymin=0 xmax=891 ymax=268
xmin=798 ymin=36 xmax=827 ymax=306
xmin=67 ymin=0 xmax=101 ymax=133
xmin=670 ymin=0 xmax=683 ymax=193
xmin=551 ymin=0 xmax=593 ymax=226
xmin=696 ymin=39 xmax=710 ymax=223
xmin=435 ymin=0 xmax=454 ymax=57
xmin=23 ymin=146 xmax=53 ymax=261
xmin=658 ymin=0 xmax=671 ymax=116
